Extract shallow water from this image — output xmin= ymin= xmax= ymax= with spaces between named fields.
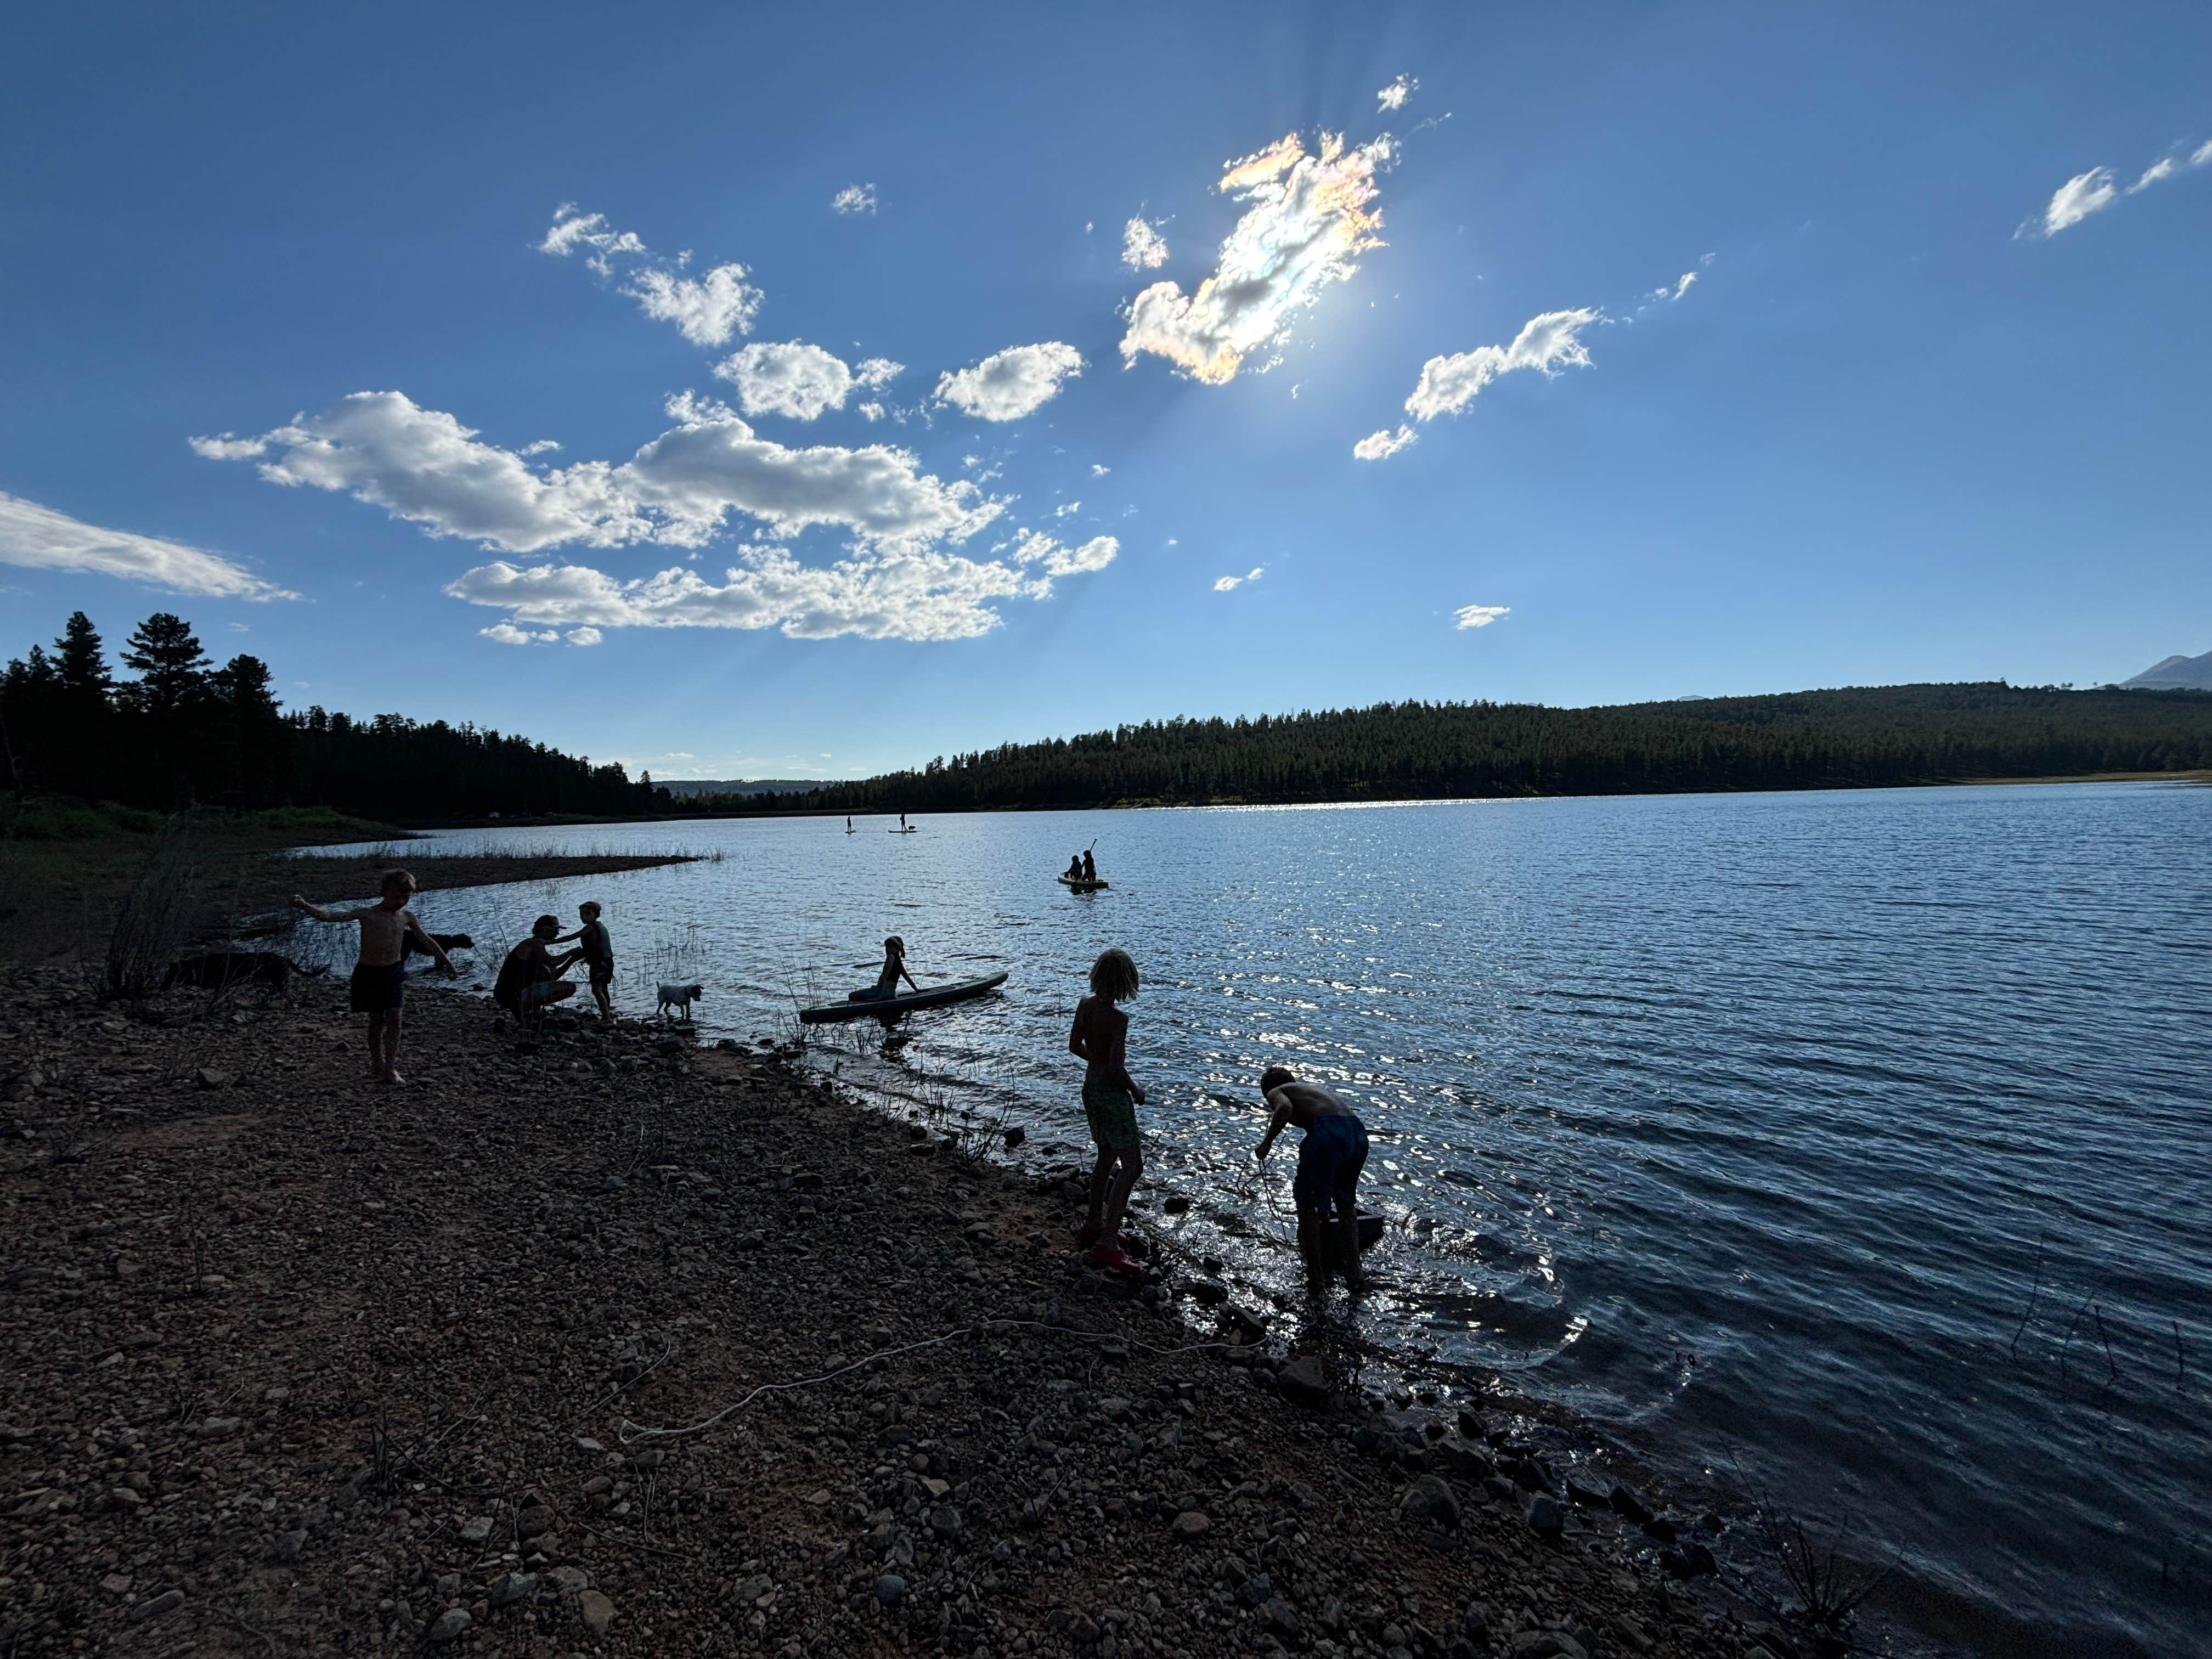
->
xmin=289 ymin=783 xmax=2210 ymax=1656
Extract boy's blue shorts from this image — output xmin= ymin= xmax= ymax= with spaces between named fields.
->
xmin=1292 ymin=1114 xmax=1369 ymax=1217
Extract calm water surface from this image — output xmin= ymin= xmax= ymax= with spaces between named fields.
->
xmin=294 ymin=784 xmax=2210 ymax=1657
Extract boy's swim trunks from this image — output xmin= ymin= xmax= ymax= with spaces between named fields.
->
xmin=1082 ymin=1078 xmax=1140 ymax=1150
xmin=349 ymin=960 xmax=407 ymax=1014
xmin=1293 ymin=1113 xmax=1369 ymax=1216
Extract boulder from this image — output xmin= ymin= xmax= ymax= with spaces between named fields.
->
xmin=1276 ymin=1355 xmax=1333 ymax=1407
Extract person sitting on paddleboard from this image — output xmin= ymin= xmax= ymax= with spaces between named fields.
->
xmin=848 ymin=935 xmax=921 ymax=1003
xmin=1065 ymin=853 xmax=1085 ymax=881
xmin=1081 ymin=849 xmax=1098 ymax=882
xmin=1255 ymin=1065 xmax=1370 ymax=1292
xmin=1070 ymin=948 xmax=1146 ymax=1272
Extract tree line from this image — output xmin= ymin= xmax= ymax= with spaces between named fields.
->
xmin=699 ymin=682 xmax=2212 ymax=815
xmin=1 ymin=608 xmax=666 ymax=820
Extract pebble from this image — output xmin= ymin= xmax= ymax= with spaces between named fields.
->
xmin=577 ymin=1587 xmax=617 ymax=1635
xmin=131 ymin=1589 xmax=185 ymax=1622
xmin=874 ymin=1573 xmax=906 ymax=1607
xmin=426 ymin=1607 xmax=472 ymax=1645
xmin=460 ymin=1514 xmax=493 ymax=1542
xmin=1507 ymin=1633 xmax=1587 ymax=1659
xmin=1402 ymin=1475 xmax=1462 ymax=1528
xmin=1170 ymin=1510 xmax=1212 ymax=1540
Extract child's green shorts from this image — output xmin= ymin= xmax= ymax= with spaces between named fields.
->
xmin=1081 ymin=1079 xmax=1139 ymax=1150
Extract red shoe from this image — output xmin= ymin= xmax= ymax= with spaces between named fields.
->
xmin=1086 ymin=1244 xmax=1142 ymax=1276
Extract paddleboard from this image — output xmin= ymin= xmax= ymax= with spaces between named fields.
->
xmin=798 ymin=969 xmax=1008 ymax=1023
xmin=888 ymin=827 xmax=918 ymax=833
xmin=1056 ymin=872 xmax=1109 ymax=891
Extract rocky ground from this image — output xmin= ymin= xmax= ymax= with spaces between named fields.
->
xmin=1 ymin=966 xmax=1810 ymax=1659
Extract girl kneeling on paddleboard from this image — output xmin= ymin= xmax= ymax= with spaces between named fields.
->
xmin=1069 ymin=947 xmax=1145 ymax=1272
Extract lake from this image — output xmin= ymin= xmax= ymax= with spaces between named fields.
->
xmin=289 ymin=782 xmax=2210 ymax=1658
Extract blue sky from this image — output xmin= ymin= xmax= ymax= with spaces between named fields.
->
xmin=4 ymin=1 xmax=2209 ymax=780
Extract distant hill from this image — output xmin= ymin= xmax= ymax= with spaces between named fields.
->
xmin=2122 ymin=651 xmax=2212 ymax=690
xmin=693 ymin=682 xmax=2212 ymax=816
xmin=656 ymin=778 xmax=831 ymax=797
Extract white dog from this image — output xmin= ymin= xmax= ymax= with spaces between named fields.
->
xmin=656 ymin=982 xmax=704 ymax=1022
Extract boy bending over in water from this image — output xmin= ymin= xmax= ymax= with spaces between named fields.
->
xmin=1069 ymin=947 xmax=1145 ymax=1272
xmin=1255 ymin=1065 xmax=1370 ymax=1291
xmin=292 ymin=870 xmax=457 ymax=1085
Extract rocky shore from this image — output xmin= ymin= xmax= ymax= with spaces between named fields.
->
xmin=1 ymin=967 xmax=1805 ymax=1659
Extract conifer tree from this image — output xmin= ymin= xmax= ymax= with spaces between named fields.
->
xmin=52 ymin=611 xmax=111 ymax=700
xmin=120 ymin=613 xmax=211 ymax=715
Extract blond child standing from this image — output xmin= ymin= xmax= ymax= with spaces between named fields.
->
xmin=292 ymin=870 xmax=456 ymax=1085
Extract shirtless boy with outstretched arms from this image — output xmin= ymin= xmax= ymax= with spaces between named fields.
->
xmin=292 ymin=870 xmax=456 ymax=1085
xmin=1255 ymin=1066 xmax=1371 ymax=1291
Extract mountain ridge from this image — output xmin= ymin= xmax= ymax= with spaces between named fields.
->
xmin=2122 ymin=650 xmax=2212 ymax=690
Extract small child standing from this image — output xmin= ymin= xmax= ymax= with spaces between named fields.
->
xmin=1068 ymin=947 xmax=1146 ymax=1273
xmin=292 ymin=870 xmax=456 ymax=1085
xmin=557 ymin=900 xmax=615 ymax=1020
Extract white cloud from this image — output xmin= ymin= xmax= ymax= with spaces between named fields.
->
xmin=2027 ymin=167 xmax=2118 ymax=236
xmin=1008 ymin=529 xmax=1118 ymax=577
xmin=1376 ymin=75 xmax=1417 ymax=111
xmin=714 ymin=341 xmax=855 ymax=420
xmin=566 ymin=626 xmax=602 ymax=646
xmin=1121 ymin=217 xmax=1170 ymax=270
xmin=521 ymin=439 xmax=562 ymax=455
xmin=624 ymin=264 xmax=762 ymax=347
xmin=2129 ymin=157 xmax=2176 ymax=194
xmin=855 ymin=357 xmax=903 ymax=388
xmin=831 ymin=183 xmax=878 ymax=216
xmin=2025 ymin=144 xmax=2212 ymax=234
xmin=1090 ymin=462 xmax=1110 ymax=476
xmin=858 ymin=402 xmax=886 ymax=421
xmin=1453 ymin=603 xmax=1509 ymax=629
xmin=538 ymin=206 xmax=647 ymax=270
xmin=1213 ymin=566 xmax=1265 ymax=591
xmin=186 ymin=434 xmax=269 ymax=461
xmin=1403 ymin=308 xmax=1599 ymax=421
xmin=448 ymin=531 xmax=1113 ymax=643
xmin=1353 ymin=425 xmax=1417 ymax=461
xmin=0 ymin=490 xmax=297 ymax=601
xmin=538 ymin=204 xmax=760 ymax=345
xmin=198 ymin=388 xmax=1002 ymax=555
xmin=481 ymin=622 xmax=557 ymax=645
xmin=1120 ymin=131 xmax=1392 ymax=384
xmin=934 ymin=342 xmax=1085 ymax=421
xmin=1052 ymin=500 xmax=1080 ymax=517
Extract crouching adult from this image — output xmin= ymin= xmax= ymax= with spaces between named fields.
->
xmin=494 ymin=915 xmax=583 ymax=1019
